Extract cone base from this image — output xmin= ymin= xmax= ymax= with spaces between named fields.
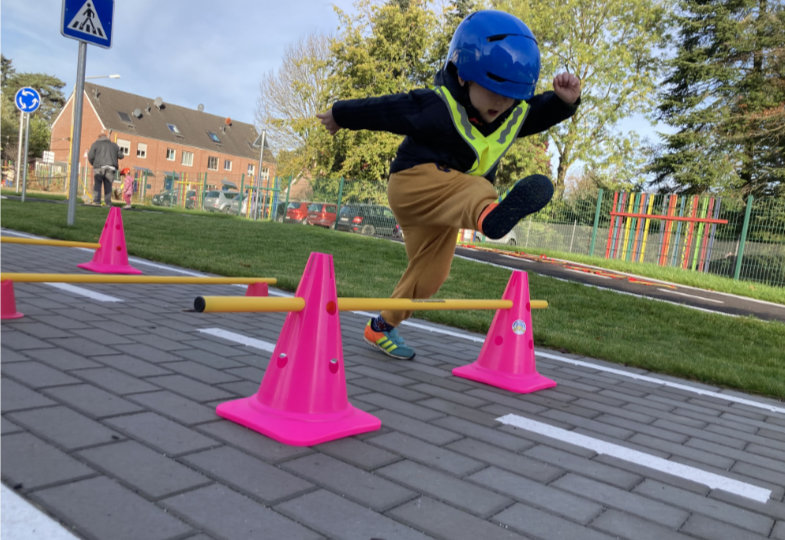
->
xmin=452 ymin=363 xmax=556 ymax=394
xmin=216 ymin=396 xmax=381 ymax=446
xmin=1 ymin=311 xmax=24 ymax=320
xmin=77 ymin=262 xmax=142 ymax=275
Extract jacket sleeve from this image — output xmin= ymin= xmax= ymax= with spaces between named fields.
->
xmin=87 ymin=144 xmax=96 ymax=166
xmin=331 ymin=90 xmax=444 ymax=136
xmin=519 ymin=92 xmax=580 ymax=137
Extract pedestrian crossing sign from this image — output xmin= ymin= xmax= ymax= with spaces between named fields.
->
xmin=61 ymin=0 xmax=114 ymax=49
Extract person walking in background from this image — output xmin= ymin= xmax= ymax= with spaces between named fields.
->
xmin=87 ymin=130 xmax=123 ymax=206
xmin=121 ymin=167 xmax=133 ymax=209
xmin=317 ymin=10 xmax=581 ymax=360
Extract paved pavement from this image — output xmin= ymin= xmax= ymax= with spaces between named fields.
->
xmin=2 ymin=228 xmax=785 ymax=540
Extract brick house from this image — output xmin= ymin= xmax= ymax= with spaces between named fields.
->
xmin=49 ymin=82 xmax=275 ymax=199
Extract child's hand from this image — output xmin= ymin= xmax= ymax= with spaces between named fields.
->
xmin=553 ymin=73 xmax=581 ymax=105
xmin=317 ymin=110 xmax=340 ymax=135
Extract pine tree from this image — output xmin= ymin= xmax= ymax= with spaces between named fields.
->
xmin=650 ymin=0 xmax=785 ymax=197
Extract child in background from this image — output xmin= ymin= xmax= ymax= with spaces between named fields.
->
xmin=318 ymin=10 xmax=581 ymax=360
xmin=121 ymin=168 xmax=133 ymax=209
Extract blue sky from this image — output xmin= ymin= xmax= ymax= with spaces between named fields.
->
xmin=2 ymin=0 xmax=357 ymax=124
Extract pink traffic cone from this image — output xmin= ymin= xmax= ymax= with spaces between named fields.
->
xmin=452 ymin=270 xmax=556 ymax=393
xmin=77 ymin=208 xmax=142 ymax=274
xmin=1 ymin=280 xmax=24 ymax=319
xmin=216 ymin=252 xmax=381 ymax=446
xmin=245 ymin=282 xmax=269 ymax=296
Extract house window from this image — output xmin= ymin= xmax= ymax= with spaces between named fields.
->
xmin=167 ymin=123 xmax=181 ymax=135
xmin=181 ymin=151 xmax=194 ymax=167
xmin=223 ymin=159 xmax=232 ymax=171
xmin=261 ymin=167 xmax=269 ymax=181
xmin=207 ymin=131 xmax=221 ymax=143
xmin=117 ymin=139 xmax=131 ymax=156
xmin=207 ymin=156 xmax=218 ymax=170
xmin=118 ymin=111 xmax=132 ymax=123
xmin=136 ymin=142 xmax=147 ymax=159
xmin=247 ymin=164 xmax=255 ymax=176
xmin=166 ymin=148 xmax=176 ymax=161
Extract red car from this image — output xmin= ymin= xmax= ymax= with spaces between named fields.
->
xmin=284 ymin=201 xmax=312 ymax=224
xmin=305 ymin=202 xmax=338 ymax=228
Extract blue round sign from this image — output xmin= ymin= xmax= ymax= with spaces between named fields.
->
xmin=15 ymin=87 xmax=41 ymax=113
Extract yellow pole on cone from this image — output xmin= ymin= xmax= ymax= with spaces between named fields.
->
xmin=1 ymin=237 xmax=101 ymax=249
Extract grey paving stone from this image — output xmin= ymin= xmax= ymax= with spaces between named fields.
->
xmin=182 ymin=446 xmax=313 ymax=503
xmin=627 ymin=433 xmax=735 ymax=469
xmin=156 ymin=360 xmax=241 ymax=384
xmin=92 ymin=354 xmax=174 ymax=377
xmin=633 ymin=479 xmax=774 ymax=535
xmin=281 ymin=452 xmax=413 ymax=511
xmin=127 ymin=390 xmax=217 ymax=425
xmin=523 ymin=444 xmax=643 ymax=489
xmin=369 ymin=431 xmax=483 ymax=475
xmin=105 ymin=412 xmax=217 ymax=455
xmin=23 ymin=347 xmax=102 ymax=370
xmin=375 ymin=409 xmax=462 ymax=445
xmin=376 ymin=460 xmax=511 ymax=517
xmin=772 ymin=520 xmax=785 ymax=540
xmin=34 ymin=476 xmax=193 ymax=540
xmin=553 ymin=472 xmax=689 ymax=528
xmin=77 ymin=440 xmax=210 ymax=499
xmin=275 ymin=488 xmax=429 ymax=540
xmin=417 ymin=396 xmax=501 ymax=426
xmin=679 ymin=513 xmax=773 ymax=540
xmin=163 ymin=483 xmax=320 ymax=540
xmin=195 ymin=419 xmax=312 ymax=463
xmin=2 ymin=361 xmax=80 ymax=388
xmin=1 ymin=432 xmax=95 ymax=490
xmin=1 ymin=417 xmax=24 ymax=435
xmin=447 ymin=437 xmax=564 ymax=483
xmin=432 ymin=415 xmax=535 ymax=452
xmin=7 ymin=405 xmax=122 ymax=450
xmin=1 ymin=377 xmax=56 ymax=412
xmin=354 ymin=390 xmax=446 ymax=422
xmin=316 ymin=436 xmax=400 ymax=470
xmin=144 ymin=374 xmax=234 ymax=402
xmin=469 ymin=465 xmax=603 ymax=524
xmin=389 ymin=496 xmax=528 ymax=540
xmin=590 ymin=509 xmax=695 ymax=540
xmin=42 ymin=383 xmax=145 ymax=418
xmin=72 ymin=366 xmax=160 ymax=394
xmin=494 ymin=503 xmax=618 ymax=540
xmin=45 ymin=336 xmax=119 ymax=356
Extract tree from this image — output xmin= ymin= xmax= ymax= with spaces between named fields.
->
xmin=255 ymin=33 xmax=332 ymax=180
xmin=320 ymin=0 xmax=439 ymax=202
xmin=1 ymin=56 xmax=66 ymax=163
xmin=649 ymin=0 xmax=785 ymax=197
xmin=494 ymin=0 xmax=670 ymax=197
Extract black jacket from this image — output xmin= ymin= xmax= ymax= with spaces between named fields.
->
xmin=87 ymin=135 xmax=123 ymax=169
xmin=332 ymin=66 xmax=578 ymax=183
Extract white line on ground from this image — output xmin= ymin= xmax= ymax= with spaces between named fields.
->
xmin=44 ymin=283 xmax=122 ymax=302
xmin=657 ymin=287 xmax=725 ymax=303
xmin=496 ymin=414 xmax=772 ymax=503
xmin=198 ymin=328 xmax=275 ymax=352
xmin=1 ymin=484 xmax=79 ymax=540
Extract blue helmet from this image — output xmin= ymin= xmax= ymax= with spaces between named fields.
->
xmin=446 ymin=10 xmax=540 ymax=100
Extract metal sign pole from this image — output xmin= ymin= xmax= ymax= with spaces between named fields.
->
xmin=66 ymin=41 xmax=87 ymax=226
xmin=15 ymin=111 xmax=25 ymax=193
xmin=21 ymin=112 xmax=31 ymax=202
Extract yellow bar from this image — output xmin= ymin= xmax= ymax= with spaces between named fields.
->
xmin=195 ymin=296 xmax=305 ymax=312
xmin=1 ymin=237 xmax=101 ymax=249
xmin=0 ymin=273 xmax=276 ymax=285
xmin=196 ymin=296 xmax=547 ymax=313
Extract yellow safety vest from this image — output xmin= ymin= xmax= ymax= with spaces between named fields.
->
xmin=435 ymin=86 xmax=529 ymax=176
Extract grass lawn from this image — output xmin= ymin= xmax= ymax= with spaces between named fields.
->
xmin=3 ymin=194 xmax=785 ymax=401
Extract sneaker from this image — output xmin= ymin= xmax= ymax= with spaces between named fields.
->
xmin=363 ymin=319 xmax=416 ymax=360
xmin=478 ymin=174 xmax=554 ymax=239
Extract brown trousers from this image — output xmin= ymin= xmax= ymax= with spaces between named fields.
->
xmin=381 ymin=163 xmax=498 ymax=326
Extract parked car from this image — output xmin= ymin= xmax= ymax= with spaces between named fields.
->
xmin=283 ymin=201 xmax=311 ymax=224
xmin=305 ymin=202 xmax=338 ymax=228
xmin=335 ymin=204 xmax=400 ymax=238
xmin=183 ymin=190 xmax=198 ymax=209
xmin=483 ymin=227 xmax=518 ymax=246
xmin=203 ymin=190 xmax=240 ymax=213
xmin=227 ymin=193 xmax=249 ymax=216
xmin=151 ymin=189 xmax=178 ymax=206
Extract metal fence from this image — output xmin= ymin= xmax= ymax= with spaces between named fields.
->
xmin=510 ymin=190 xmax=785 ymax=288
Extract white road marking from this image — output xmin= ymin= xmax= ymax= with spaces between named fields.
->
xmin=198 ymin=328 xmax=275 ymax=352
xmin=657 ymin=287 xmax=724 ymax=303
xmin=1 ymin=485 xmax=79 ymax=540
xmin=45 ymin=282 xmax=122 ymax=302
xmin=496 ymin=414 xmax=772 ymax=503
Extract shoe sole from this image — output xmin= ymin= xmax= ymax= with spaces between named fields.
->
xmin=483 ymin=174 xmax=551 ymax=239
xmin=362 ymin=335 xmax=416 ymax=360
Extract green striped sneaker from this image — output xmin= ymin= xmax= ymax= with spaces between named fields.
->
xmin=363 ymin=319 xmax=416 ymax=360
